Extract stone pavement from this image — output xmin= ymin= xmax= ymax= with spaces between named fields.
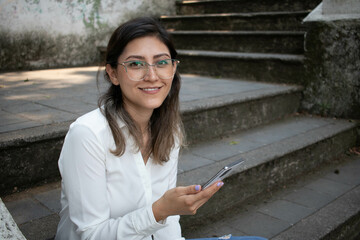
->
xmin=0 ymin=66 xmax=288 ymax=134
xmin=2 ymin=154 xmax=359 ymax=240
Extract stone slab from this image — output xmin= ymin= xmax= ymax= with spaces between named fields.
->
xmin=228 ymin=212 xmax=290 ymax=238
xmin=304 ymin=178 xmax=353 ymax=198
xmin=19 ymin=214 xmax=59 ymax=240
xmin=272 ymin=185 xmax=360 ymax=240
xmin=4 ymin=198 xmax=52 ymax=225
xmin=323 ymin=159 xmax=360 ymax=186
xmin=281 ymin=188 xmax=333 ymax=209
xmin=258 ymin=200 xmax=313 ymax=224
xmin=33 ymin=189 xmax=61 ymax=213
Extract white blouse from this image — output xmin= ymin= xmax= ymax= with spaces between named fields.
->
xmin=55 ymin=108 xmax=184 ymax=240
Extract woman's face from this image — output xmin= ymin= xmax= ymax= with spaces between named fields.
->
xmin=107 ymin=36 xmax=174 ymax=117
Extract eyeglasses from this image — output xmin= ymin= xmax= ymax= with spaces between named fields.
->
xmin=118 ymin=59 xmax=179 ymax=81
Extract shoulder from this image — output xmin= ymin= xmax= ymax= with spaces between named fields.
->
xmin=67 ymin=108 xmax=111 ymax=141
xmin=75 ymin=108 xmax=107 ymax=128
xmin=67 ymin=108 xmax=126 ymax=146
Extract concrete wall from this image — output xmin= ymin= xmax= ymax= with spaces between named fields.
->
xmin=302 ymin=0 xmax=360 ymax=119
xmin=323 ymin=0 xmax=360 ymax=15
xmin=0 ymin=0 xmax=176 ymax=71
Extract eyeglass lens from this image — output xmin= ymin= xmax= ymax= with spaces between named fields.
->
xmin=122 ymin=59 xmax=178 ymax=81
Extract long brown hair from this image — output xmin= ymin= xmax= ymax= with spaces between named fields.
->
xmin=98 ymin=17 xmax=184 ymax=164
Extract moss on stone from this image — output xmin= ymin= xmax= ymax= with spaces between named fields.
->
xmin=0 ymin=30 xmax=106 ymax=70
xmin=302 ymin=19 xmax=360 ymax=118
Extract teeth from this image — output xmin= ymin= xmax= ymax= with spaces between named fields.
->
xmin=142 ymin=88 xmax=158 ymax=91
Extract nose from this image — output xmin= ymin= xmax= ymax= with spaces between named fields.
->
xmin=144 ymin=65 xmax=158 ymax=82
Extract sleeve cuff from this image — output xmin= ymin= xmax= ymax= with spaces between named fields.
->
xmin=131 ymin=205 xmax=167 ymax=235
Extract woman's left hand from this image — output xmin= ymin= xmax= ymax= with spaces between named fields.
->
xmin=152 ymin=181 xmax=224 ymax=222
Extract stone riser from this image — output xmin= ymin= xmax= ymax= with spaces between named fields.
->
xmin=176 ymin=0 xmax=321 ymax=15
xmin=182 ymin=90 xmax=302 ymax=144
xmin=178 ymin=51 xmax=305 ymax=84
xmin=160 ymin=12 xmax=308 ymax=31
xmin=179 ymin=120 xmax=359 ymax=231
xmin=171 ymin=31 xmax=305 ymax=54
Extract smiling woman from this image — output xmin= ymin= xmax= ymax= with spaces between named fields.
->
xmin=102 ymin=20 xmax=183 ymax=164
xmin=54 ymin=17 xmax=225 ymax=240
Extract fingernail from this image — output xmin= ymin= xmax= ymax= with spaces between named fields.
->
xmin=217 ymin=182 xmax=224 ymax=187
xmin=195 ymin=185 xmax=200 ymax=191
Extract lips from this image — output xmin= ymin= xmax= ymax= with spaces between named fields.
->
xmin=139 ymin=86 xmax=163 ymax=94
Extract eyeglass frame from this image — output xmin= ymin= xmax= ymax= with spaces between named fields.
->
xmin=118 ymin=59 xmax=180 ymax=81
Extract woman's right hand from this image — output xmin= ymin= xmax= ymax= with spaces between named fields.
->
xmin=152 ymin=181 xmax=224 ymax=222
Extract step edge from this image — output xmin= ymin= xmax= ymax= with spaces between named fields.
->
xmin=169 ymin=30 xmax=305 ymax=36
xmin=178 ymin=118 xmax=358 ymax=186
xmin=161 ymin=11 xmax=310 ymax=19
xmin=177 ymin=49 xmax=305 ymax=61
xmin=181 ymin=84 xmax=302 ymax=114
xmin=0 ymin=121 xmax=72 ymax=149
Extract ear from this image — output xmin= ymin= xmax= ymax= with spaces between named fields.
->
xmin=106 ymin=64 xmax=120 ymax=85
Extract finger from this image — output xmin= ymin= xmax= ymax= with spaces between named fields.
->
xmin=192 ymin=181 xmax=224 ymax=210
xmin=207 ymin=181 xmax=224 ymax=192
xmin=174 ymin=185 xmax=201 ymax=196
xmin=185 ymin=184 xmax=202 ymax=194
xmin=192 ymin=181 xmax=224 ymax=202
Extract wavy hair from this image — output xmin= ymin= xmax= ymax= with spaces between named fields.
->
xmin=98 ymin=17 xmax=184 ymax=164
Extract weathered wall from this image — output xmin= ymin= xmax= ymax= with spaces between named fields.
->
xmin=302 ymin=20 xmax=360 ymax=118
xmin=302 ymin=1 xmax=360 ymax=119
xmin=0 ymin=0 xmax=175 ymax=71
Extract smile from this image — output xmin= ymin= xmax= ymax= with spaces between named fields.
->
xmin=141 ymin=87 xmax=161 ymax=91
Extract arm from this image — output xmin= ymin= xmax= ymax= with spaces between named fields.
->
xmin=151 ymin=148 xmax=224 ymax=239
xmin=152 ymin=147 xmax=184 ymax=240
xmin=59 ymin=124 xmax=166 ymax=240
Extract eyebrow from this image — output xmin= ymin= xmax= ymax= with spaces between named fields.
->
xmin=125 ymin=53 xmax=171 ymax=61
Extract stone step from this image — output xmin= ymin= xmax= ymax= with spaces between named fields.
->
xmin=176 ymin=0 xmax=321 ymax=15
xmin=177 ymin=50 xmax=305 ymax=84
xmin=2 ymin=116 xmax=358 ymax=240
xmin=180 ymin=76 xmax=302 ymax=143
xmin=183 ymin=155 xmax=360 ymax=239
xmin=0 ymin=70 xmax=302 ymax=194
xmin=170 ymin=30 xmax=305 ymax=54
xmin=178 ymin=116 xmax=359 ymax=230
xmin=160 ymin=11 xmax=310 ymax=31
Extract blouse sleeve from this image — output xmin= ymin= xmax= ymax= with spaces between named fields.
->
xmin=58 ymin=124 xmax=167 ymax=240
xmin=152 ymin=146 xmax=185 ymax=240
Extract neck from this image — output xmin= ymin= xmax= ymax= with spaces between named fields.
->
xmin=124 ymin=104 xmax=153 ymax=134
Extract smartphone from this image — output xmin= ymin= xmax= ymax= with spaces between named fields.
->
xmin=202 ymin=159 xmax=245 ymax=190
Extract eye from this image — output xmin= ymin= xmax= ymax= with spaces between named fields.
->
xmin=156 ymin=59 xmax=171 ymax=67
xmin=127 ymin=61 xmax=146 ymax=68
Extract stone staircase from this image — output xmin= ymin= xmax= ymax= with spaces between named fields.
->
xmin=1 ymin=0 xmax=360 ymax=239
xmin=158 ymin=0 xmax=360 ymax=238
xmin=160 ymin=0 xmax=321 ymax=84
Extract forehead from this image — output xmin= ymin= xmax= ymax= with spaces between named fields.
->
xmin=120 ymin=36 xmax=170 ymax=60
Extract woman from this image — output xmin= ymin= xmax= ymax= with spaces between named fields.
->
xmin=55 ymin=17 xmax=224 ymax=240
